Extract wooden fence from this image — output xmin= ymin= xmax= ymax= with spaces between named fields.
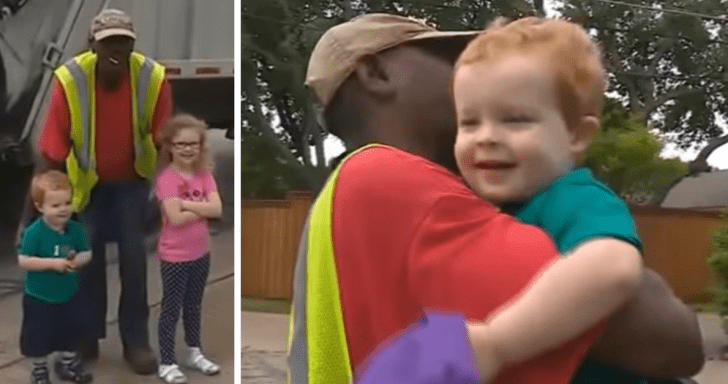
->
xmin=241 ymin=192 xmax=726 ymax=303
xmin=240 ymin=192 xmax=313 ymax=299
xmin=631 ymin=205 xmax=724 ymax=303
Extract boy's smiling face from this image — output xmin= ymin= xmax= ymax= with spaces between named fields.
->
xmin=453 ymin=54 xmax=581 ymax=205
xmin=35 ymin=189 xmax=73 ymax=229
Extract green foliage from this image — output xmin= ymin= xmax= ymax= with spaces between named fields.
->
xmin=240 ymin=127 xmax=311 ymax=199
xmin=708 ymin=210 xmax=728 ymax=316
xmin=583 ymin=98 xmax=689 ymax=204
xmin=558 ymin=0 xmax=728 ymax=148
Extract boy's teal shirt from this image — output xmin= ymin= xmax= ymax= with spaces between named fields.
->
xmin=509 ymin=167 xmax=647 ymax=384
xmin=514 ymin=167 xmax=642 ymax=254
xmin=18 ymin=218 xmax=90 ymax=304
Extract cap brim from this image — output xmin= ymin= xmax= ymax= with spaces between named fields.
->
xmin=409 ymin=30 xmax=480 ymax=42
xmin=94 ymin=28 xmax=136 ymax=41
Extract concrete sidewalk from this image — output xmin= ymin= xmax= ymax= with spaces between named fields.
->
xmin=240 ymin=311 xmax=288 ymax=383
xmin=692 ymin=312 xmax=728 ymax=384
xmin=0 ymin=228 xmax=235 ymax=383
xmin=240 ymin=309 xmax=728 ymax=384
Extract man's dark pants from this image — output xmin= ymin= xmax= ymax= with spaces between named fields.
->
xmin=78 ymin=178 xmax=151 ymax=349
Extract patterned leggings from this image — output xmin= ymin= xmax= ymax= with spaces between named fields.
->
xmin=158 ymin=254 xmax=210 ymax=365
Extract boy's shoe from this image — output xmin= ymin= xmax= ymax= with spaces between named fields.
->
xmin=187 ymin=352 xmax=220 ymax=375
xmin=54 ymin=357 xmax=93 ymax=384
xmin=31 ymin=365 xmax=51 ymax=384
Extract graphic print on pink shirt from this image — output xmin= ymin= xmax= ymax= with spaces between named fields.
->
xmin=177 ymin=181 xmax=209 ymax=202
xmin=155 ymin=166 xmax=218 ymax=263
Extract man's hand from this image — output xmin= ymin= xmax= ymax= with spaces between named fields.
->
xmin=587 ymin=268 xmax=704 ymax=378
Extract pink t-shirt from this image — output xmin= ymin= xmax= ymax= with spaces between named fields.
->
xmin=155 ymin=165 xmax=217 ymax=262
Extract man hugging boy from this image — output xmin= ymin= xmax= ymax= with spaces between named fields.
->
xmin=358 ymin=16 xmax=650 ymax=384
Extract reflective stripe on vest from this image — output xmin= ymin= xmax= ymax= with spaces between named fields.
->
xmin=54 ymin=50 xmax=165 ymax=211
xmin=288 ymin=144 xmax=381 ymax=384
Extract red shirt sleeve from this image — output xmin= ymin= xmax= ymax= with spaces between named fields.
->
xmin=38 ymin=79 xmax=72 ymax=163
xmin=151 ymin=78 xmax=173 ymax=146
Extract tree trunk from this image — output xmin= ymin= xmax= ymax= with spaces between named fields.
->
xmin=340 ymin=0 xmax=354 ymax=20
xmin=533 ymin=0 xmax=545 ymax=16
xmin=689 ymin=134 xmax=728 ymax=175
xmin=245 ymin=83 xmax=316 ymax=189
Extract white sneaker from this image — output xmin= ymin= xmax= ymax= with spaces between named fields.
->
xmin=158 ymin=364 xmax=187 ymax=384
xmin=187 ymin=351 xmax=220 ymax=375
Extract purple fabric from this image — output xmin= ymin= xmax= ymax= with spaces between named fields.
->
xmin=356 ymin=311 xmax=481 ymax=384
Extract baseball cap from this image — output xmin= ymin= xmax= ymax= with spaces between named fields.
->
xmin=90 ymin=8 xmax=136 ymax=41
xmin=305 ymin=13 xmax=479 ymax=108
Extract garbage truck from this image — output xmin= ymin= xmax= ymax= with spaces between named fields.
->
xmin=0 ymin=0 xmax=234 ymax=241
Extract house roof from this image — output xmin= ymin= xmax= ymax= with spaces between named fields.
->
xmin=661 ymin=170 xmax=728 ymax=211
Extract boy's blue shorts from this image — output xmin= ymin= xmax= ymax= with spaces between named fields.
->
xmin=20 ymin=290 xmax=95 ymax=357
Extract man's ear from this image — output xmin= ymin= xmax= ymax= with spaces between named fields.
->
xmin=570 ymin=115 xmax=599 ymax=158
xmin=352 ymin=54 xmax=396 ymax=102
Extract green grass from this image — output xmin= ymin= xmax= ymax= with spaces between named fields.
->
xmin=241 ymin=297 xmax=291 ymax=314
xmin=691 ymin=301 xmax=719 ymax=313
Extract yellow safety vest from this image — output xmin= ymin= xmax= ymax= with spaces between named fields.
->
xmin=288 ymin=144 xmax=382 ymax=384
xmin=54 ymin=50 xmax=165 ymax=211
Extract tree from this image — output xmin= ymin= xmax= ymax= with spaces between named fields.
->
xmin=583 ymin=98 xmax=689 ymax=204
xmin=239 ymin=127 xmax=311 ymax=199
xmin=557 ymin=0 xmax=728 ymax=169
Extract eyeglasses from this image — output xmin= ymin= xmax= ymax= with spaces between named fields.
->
xmin=172 ymin=141 xmax=201 ymax=150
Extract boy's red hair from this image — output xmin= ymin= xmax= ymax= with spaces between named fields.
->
xmin=31 ymin=170 xmax=71 ymax=205
xmin=455 ymin=17 xmax=606 ymax=129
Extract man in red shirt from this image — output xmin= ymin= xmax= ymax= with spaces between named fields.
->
xmin=288 ymin=13 xmax=703 ymax=383
xmin=36 ymin=9 xmax=172 ymax=375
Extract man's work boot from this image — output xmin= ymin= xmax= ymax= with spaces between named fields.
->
xmin=77 ymin=340 xmax=99 ymax=362
xmin=123 ymin=344 xmax=157 ymax=375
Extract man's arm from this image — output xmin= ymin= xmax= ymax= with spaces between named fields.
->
xmin=17 ymin=80 xmax=70 ymax=247
xmin=586 ymin=268 xmax=704 ymax=378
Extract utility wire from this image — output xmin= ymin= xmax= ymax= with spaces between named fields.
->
xmin=242 ymin=4 xmax=728 ymax=83
xmin=588 ymin=23 xmax=728 ymax=46
xmin=595 ymin=0 xmax=728 ymax=22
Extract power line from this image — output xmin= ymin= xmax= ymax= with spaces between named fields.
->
xmin=595 ymin=0 xmax=728 ymax=22
xmin=588 ymin=23 xmax=728 ymax=46
xmin=612 ymin=70 xmax=726 ymax=82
